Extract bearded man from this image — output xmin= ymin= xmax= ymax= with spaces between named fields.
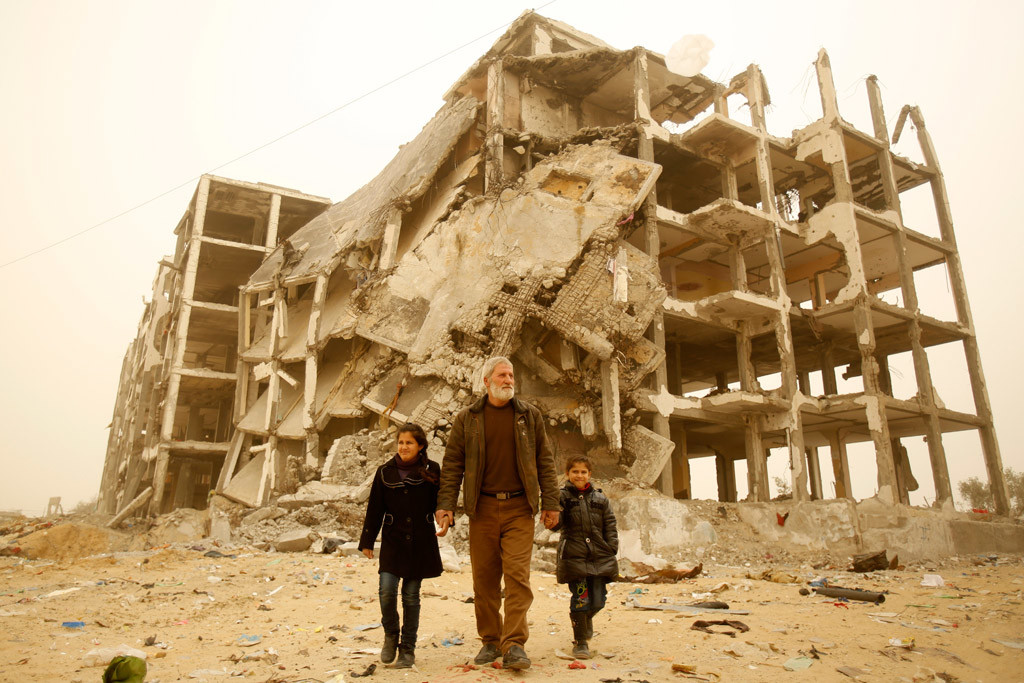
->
xmin=435 ymin=356 xmax=559 ymax=670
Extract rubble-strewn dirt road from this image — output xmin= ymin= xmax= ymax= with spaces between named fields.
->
xmin=2 ymin=544 xmax=1022 ymax=682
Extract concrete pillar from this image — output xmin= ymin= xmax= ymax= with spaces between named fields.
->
xmin=829 ymin=430 xmax=853 ymax=499
xmin=153 ymin=176 xmax=210 ymax=514
xmin=902 ymin=104 xmax=1003 ymax=512
xmin=814 ymin=53 xmax=898 ymax=504
xmin=745 ymin=415 xmax=769 ymax=502
xmin=716 ymin=454 xmax=737 ymax=503
xmin=670 ymin=423 xmax=691 ymax=500
xmin=265 ymin=193 xmax=281 ymax=248
xmin=485 ymin=60 xmax=505 ymax=192
xmin=745 ymin=62 xmax=807 ymax=502
xmin=806 ymin=447 xmax=823 ymax=500
xmin=633 ymin=48 xmax=673 ymax=496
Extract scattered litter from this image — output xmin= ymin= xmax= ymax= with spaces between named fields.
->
xmin=888 ymin=637 xmax=915 ymax=650
xmin=784 ymin=656 xmax=814 ymax=671
xmin=836 ymin=665 xmax=869 ymax=680
xmin=353 ymin=623 xmax=381 ymax=631
xmin=812 ymin=586 xmax=885 ymax=604
xmin=189 ymin=669 xmax=226 ymax=678
xmin=61 ymin=621 xmax=85 ymax=629
xmin=850 ymin=549 xmax=892 ymax=573
xmin=991 ymin=638 xmax=1024 ymax=650
xmin=690 ymin=619 xmax=749 ymax=637
xmin=43 ymin=587 xmax=82 ymax=599
xmin=82 ymin=644 xmax=147 ymax=668
xmin=569 ymin=660 xmax=587 ymax=669
xmin=203 ymin=550 xmax=236 ymax=559
xmin=350 ymin=663 xmax=376 ymax=677
xmin=921 ymin=574 xmax=945 ymax=588
xmin=747 ymin=569 xmax=798 ymax=584
xmin=441 ymin=636 xmax=464 ymax=647
xmin=235 ymin=634 xmax=261 ymax=647
xmin=630 ymin=600 xmax=749 ymax=615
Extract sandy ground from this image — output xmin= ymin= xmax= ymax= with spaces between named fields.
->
xmin=1 ymin=543 xmax=1022 ymax=683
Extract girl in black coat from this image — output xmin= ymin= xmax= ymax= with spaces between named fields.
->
xmin=554 ymin=456 xmax=618 ymax=660
xmin=358 ymin=423 xmax=443 ymax=668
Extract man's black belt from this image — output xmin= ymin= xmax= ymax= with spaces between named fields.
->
xmin=481 ymin=490 xmax=525 ymax=499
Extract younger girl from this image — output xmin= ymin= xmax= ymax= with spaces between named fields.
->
xmin=554 ymin=456 xmax=618 ymax=659
xmin=359 ymin=423 xmax=443 ymax=668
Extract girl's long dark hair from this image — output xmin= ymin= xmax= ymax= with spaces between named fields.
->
xmin=397 ymin=422 xmax=439 ymax=485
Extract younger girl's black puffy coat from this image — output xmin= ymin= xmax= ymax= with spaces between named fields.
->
xmin=358 ymin=456 xmax=443 ymax=579
xmin=554 ymin=483 xmax=619 ymax=584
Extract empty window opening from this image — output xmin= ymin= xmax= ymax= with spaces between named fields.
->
xmin=913 ymin=261 xmax=958 ymax=323
xmin=688 ymin=455 xmax=719 ymax=501
xmin=724 ymin=93 xmax=753 ymax=128
xmin=898 ymin=182 xmax=942 ymax=239
xmin=766 ymin=448 xmax=791 ymax=500
xmin=901 ymin=436 xmax=936 ymax=508
xmin=945 ymin=431 xmax=994 ymax=512
xmin=845 ymin=442 xmax=879 ymax=501
xmin=924 ymin=342 xmax=976 ymax=415
xmin=884 ymin=351 xmax=919 ymax=401
xmin=836 ymin=364 xmax=865 ymax=395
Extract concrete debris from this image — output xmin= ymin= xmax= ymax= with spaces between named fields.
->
xmin=94 ymin=11 xmax=1018 ymax=563
xmin=274 ymin=527 xmax=319 ymax=553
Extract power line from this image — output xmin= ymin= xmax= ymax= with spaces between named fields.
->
xmin=0 ymin=2 xmax=558 ymax=270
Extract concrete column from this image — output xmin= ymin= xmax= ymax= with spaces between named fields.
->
xmin=152 ymin=176 xmax=210 ymax=514
xmin=265 ymin=193 xmax=282 ymax=248
xmin=745 ymin=415 xmax=769 ymax=502
xmin=829 ymin=430 xmax=852 ymax=499
xmin=867 ymin=78 xmax=952 ymax=505
xmin=815 ymin=53 xmax=899 ymax=504
xmin=806 ymin=447 xmax=823 ymax=500
xmin=746 ymin=63 xmax=807 ymax=501
xmin=903 ymin=105 xmax=1005 ymax=513
xmin=485 ymin=60 xmax=505 ymax=192
xmin=633 ymin=48 xmax=673 ymax=496
xmin=670 ymin=423 xmax=690 ymax=499
xmin=716 ymin=454 xmax=737 ymax=503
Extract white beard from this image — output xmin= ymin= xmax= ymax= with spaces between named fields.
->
xmin=489 ymin=385 xmax=515 ymax=402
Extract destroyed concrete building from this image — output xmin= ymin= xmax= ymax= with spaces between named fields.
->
xmin=99 ymin=12 xmax=1012 ymax=523
xmin=97 ymin=177 xmax=331 ymax=517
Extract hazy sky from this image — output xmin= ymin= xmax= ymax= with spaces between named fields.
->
xmin=1 ymin=1 xmax=1021 ymax=514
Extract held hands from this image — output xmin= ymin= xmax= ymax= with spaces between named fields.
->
xmin=435 ymin=509 xmax=454 ymax=537
xmin=541 ymin=509 xmax=559 ymax=529
xmin=362 ymin=548 xmax=373 ymax=559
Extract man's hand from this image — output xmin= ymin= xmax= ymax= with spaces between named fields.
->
xmin=541 ymin=509 xmax=559 ymax=529
xmin=435 ymin=509 xmax=454 ymax=537
xmin=361 ymin=548 xmax=373 ymax=559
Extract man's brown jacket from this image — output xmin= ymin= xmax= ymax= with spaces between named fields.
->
xmin=438 ymin=395 xmax=559 ymax=519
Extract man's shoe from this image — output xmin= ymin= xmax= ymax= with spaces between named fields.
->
xmin=394 ymin=645 xmax=415 ymax=668
xmin=502 ymin=644 xmax=531 ymax=670
xmin=474 ymin=642 xmax=500 ymax=665
xmin=380 ymin=633 xmax=399 ymax=664
xmin=572 ymin=639 xmax=590 ymax=659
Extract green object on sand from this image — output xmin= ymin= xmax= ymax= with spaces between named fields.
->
xmin=102 ymin=655 xmax=147 ymax=683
